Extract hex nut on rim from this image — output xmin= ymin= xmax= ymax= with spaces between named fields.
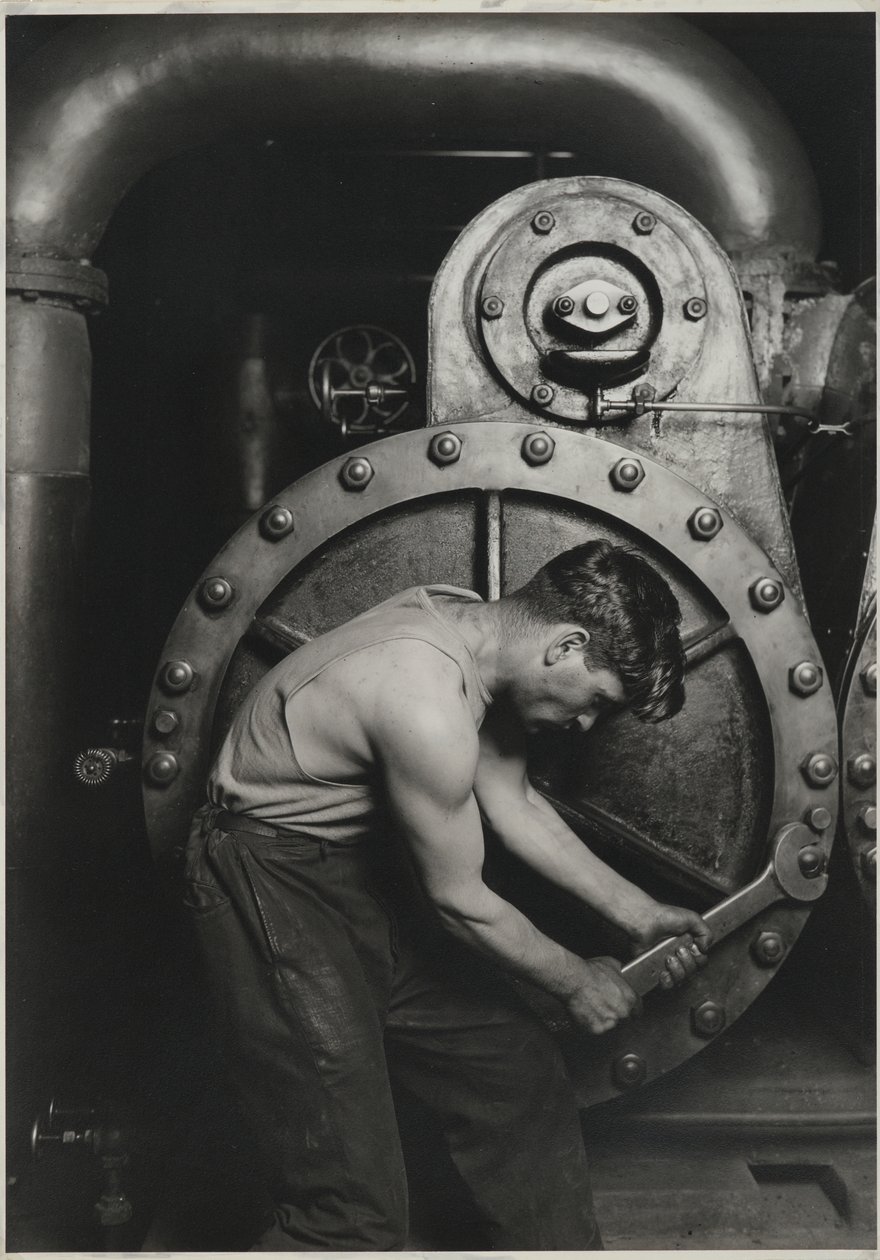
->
xmin=531 ymin=383 xmax=555 ymax=407
xmin=339 ymin=457 xmax=374 ymax=491
xmin=161 ymin=660 xmax=195 ymax=694
xmin=429 ymin=432 xmax=463 ymax=467
xmin=691 ymin=1000 xmax=726 ymax=1038
xmin=153 ymin=709 xmax=180 ymax=736
xmin=749 ymin=577 xmax=784 ymax=613
xmin=847 ymin=753 xmax=876 ymax=789
xmin=684 ymin=297 xmax=708 ymax=321
xmin=751 ymin=930 xmax=786 ymax=968
xmin=531 ymin=210 xmax=556 ymax=235
xmin=145 ymin=751 xmax=180 ymax=787
xmin=688 ymin=507 xmax=723 ymax=541
xmin=481 ymin=295 xmax=504 ymax=320
xmin=860 ymin=662 xmax=877 ymax=696
xmin=612 ymin=1053 xmax=647 ymax=1089
xmin=521 ymin=433 xmax=555 ymax=466
xmin=610 ymin=458 xmax=645 ymax=492
xmin=805 ymin=806 xmax=832 ymax=833
xmin=858 ymin=804 xmax=877 ymax=834
xmin=801 ymin=751 xmax=838 ymax=788
xmin=260 ymin=505 xmax=295 ymax=541
xmin=632 ymin=211 xmax=656 ymax=235
xmin=200 ymin=576 xmax=234 ymax=611
xmin=789 ymin=661 xmax=823 ymax=697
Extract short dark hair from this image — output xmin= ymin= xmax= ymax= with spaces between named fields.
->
xmin=508 ymin=539 xmax=685 ymax=723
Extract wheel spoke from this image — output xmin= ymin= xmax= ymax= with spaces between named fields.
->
xmin=246 ymin=614 xmax=312 ymax=661
xmin=683 ymin=620 xmax=738 ymax=670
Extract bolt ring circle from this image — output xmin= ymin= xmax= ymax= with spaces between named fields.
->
xmin=260 ymin=505 xmax=295 ymax=540
xmin=161 ymin=660 xmax=194 ymax=694
xmin=200 ymin=577 xmax=234 ymax=610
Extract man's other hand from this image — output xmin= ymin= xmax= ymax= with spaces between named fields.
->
xmin=629 ymin=903 xmax=711 ymax=990
xmin=565 ymin=957 xmax=641 ymax=1034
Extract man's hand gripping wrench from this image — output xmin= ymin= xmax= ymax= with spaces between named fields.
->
xmin=622 ymin=823 xmax=828 ymax=998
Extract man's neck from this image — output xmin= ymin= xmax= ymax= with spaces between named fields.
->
xmin=433 ymin=596 xmax=527 ymax=699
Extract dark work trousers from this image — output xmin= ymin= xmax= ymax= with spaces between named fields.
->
xmin=184 ymin=805 xmax=603 ymax=1251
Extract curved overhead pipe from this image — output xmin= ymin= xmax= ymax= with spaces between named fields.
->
xmin=9 ymin=13 xmax=819 ymax=261
xmin=6 ymin=13 xmax=821 ymax=854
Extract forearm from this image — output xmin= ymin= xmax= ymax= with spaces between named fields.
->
xmin=494 ymin=791 xmax=657 ymax=935
xmin=432 ymin=880 xmax=589 ymax=1000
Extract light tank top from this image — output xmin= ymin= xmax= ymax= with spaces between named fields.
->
xmin=207 ymin=585 xmax=492 ymax=840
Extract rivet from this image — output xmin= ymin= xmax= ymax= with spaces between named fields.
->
xmin=633 ymin=211 xmax=656 ymax=235
xmin=805 ymin=806 xmax=832 ymax=833
xmin=429 ymin=432 xmax=463 ymax=466
xmin=684 ymin=297 xmax=708 ymax=321
xmin=340 ymin=457 xmax=374 ymax=491
xmin=618 ymin=295 xmax=638 ymax=314
xmin=688 ymin=507 xmax=723 ymax=541
xmin=553 ymin=295 xmax=575 ymax=318
xmin=531 ymin=383 xmax=555 ymax=407
xmin=801 ymin=751 xmax=838 ymax=788
xmin=692 ymin=1000 xmax=726 ymax=1038
xmin=200 ymin=576 xmax=234 ymax=611
xmin=153 ymin=709 xmax=180 ymax=736
xmin=521 ymin=432 xmax=556 ymax=466
xmin=481 ymin=295 xmax=504 ymax=320
xmin=798 ymin=845 xmax=825 ymax=878
xmin=531 ymin=210 xmax=556 ymax=234
xmin=610 ymin=458 xmax=645 ymax=492
xmin=860 ymin=662 xmax=877 ymax=696
xmin=145 ymin=751 xmax=179 ymax=787
xmin=847 ymin=753 xmax=876 ymax=789
xmin=260 ymin=505 xmax=295 ymax=541
xmin=861 ymin=846 xmax=877 ymax=881
xmin=751 ymin=930 xmax=786 ymax=968
xmin=161 ymin=660 xmax=194 ymax=694
xmin=858 ymin=803 xmax=877 ymax=834
xmin=749 ymin=577 xmax=784 ymax=613
xmin=789 ymin=660 xmax=823 ymax=697
xmin=612 ymin=1053 xmax=647 ymax=1089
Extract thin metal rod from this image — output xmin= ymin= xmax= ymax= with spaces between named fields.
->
xmin=247 ymin=615 xmax=312 ymax=659
xmin=683 ymin=621 xmax=738 ymax=669
xmin=485 ymin=492 xmax=502 ymax=601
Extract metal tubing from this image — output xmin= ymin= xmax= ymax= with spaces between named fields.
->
xmin=8 ymin=14 xmax=819 ymax=260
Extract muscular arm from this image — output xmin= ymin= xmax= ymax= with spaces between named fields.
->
xmin=473 ymin=708 xmax=711 ymax=963
xmin=371 ymin=645 xmax=638 ymax=1033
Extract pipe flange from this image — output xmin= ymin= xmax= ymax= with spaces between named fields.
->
xmin=6 ymin=253 xmax=109 ymax=312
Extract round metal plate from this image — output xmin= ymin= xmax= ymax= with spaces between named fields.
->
xmin=479 ymin=190 xmax=708 ymax=421
xmin=143 ymin=421 xmax=837 ymax=1104
xmin=840 ymin=607 xmax=877 ymax=910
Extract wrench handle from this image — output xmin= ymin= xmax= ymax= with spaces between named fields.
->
xmin=621 ymin=861 xmax=780 ymax=997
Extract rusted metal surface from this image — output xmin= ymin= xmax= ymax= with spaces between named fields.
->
xmin=142 ymin=421 xmax=836 ymax=1105
xmin=428 ymin=177 xmax=803 ymax=601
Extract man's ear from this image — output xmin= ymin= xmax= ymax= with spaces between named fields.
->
xmin=544 ymin=627 xmax=590 ymax=665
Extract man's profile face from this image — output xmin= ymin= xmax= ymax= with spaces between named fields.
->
xmin=518 ymin=636 xmax=627 ymax=734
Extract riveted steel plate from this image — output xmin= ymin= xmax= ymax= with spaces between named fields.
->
xmin=144 ymin=421 xmax=837 ymax=1104
xmin=478 ymin=190 xmax=707 ymax=421
xmin=840 ymin=607 xmax=877 ymax=911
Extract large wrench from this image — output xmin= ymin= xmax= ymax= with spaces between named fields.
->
xmin=621 ymin=823 xmax=829 ymax=997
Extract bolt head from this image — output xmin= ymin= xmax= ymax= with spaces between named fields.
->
xmin=692 ymin=1000 xmax=726 ymax=1038
xmin=531 ymin=383 xmax=555 ymax=407
xmin=521 ymin=432 xmax=556 ymax=466
xmin=531 ymin=210 xmax=556 ymax=235
xmin=153 ymin=709 xmax=180 ymax=736
xmin=798 ymin=845 xmax=825 ymax=878
xmin=340 ymin=457 xmax=374 ymax=491
xmin=260 ymin=505 xmax=295 ymax=540
xmin=801 ymin=751 xmax=838 ymax=788
xmin=200 ymin=576 xmax=234 ymax=610
xmin=805 ymin=806 xmax=832 ymax=833
xmin=789 ymin=660 xmax=824 ymax=697
xmin=861 ymin=846 xmax=877 ymax=881
xmin=161 ymin=660 xmax=194 ymax=694
xmin=553 ymin=295 xmax=576 ymax=317
xmin=481 ymin=295 xmax=504 ymax=320
xmin=752 ymin=930 xmax=786 ymax=968
xmin=858 ymin=803 xmax=877 ymax=833
xmin=684 ymin=297 xmax=708 ymax=321
xmin=429 ymin=432 xmax=463 ymax=466
xmin=633 ymin=211 xmax=656 ymax=235
xmin=145 ymin=751 xmax=179 ymax=787
xmin=612 ymin=1053 xmax=647 ymax=1089
xmin=688 ymin=507 xmax=723 ymax=541
xmin=860 ymin=662 xmax=877 ymax=696
xmin=847 ymin=753 xmax=876 ymax=788
xmin=618 ymin=295 xmax=638 ymax=314
xmin=749 ymin=577 xmax=785 ymax=613
xmin=584 ymin=291 xmax=611 ymax=317
xmin=610 ymin=458 xmax=645 ymax=492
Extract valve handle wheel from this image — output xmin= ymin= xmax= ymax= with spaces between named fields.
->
xmin=309 ymin=325 xmax=416 ymax=437
xmin=622 ymin=822 xmax=826 ymax=996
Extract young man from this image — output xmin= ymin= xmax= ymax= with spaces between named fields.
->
xmin=185 ymin=539 xmax=711 ymax=1250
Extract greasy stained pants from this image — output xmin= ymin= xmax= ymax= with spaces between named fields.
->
xmin=185 ymin=806 xmax=603 ymax=1251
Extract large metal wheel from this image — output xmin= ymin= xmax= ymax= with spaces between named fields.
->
xmin=143 ymin=421 xmax=838 ymax=1105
